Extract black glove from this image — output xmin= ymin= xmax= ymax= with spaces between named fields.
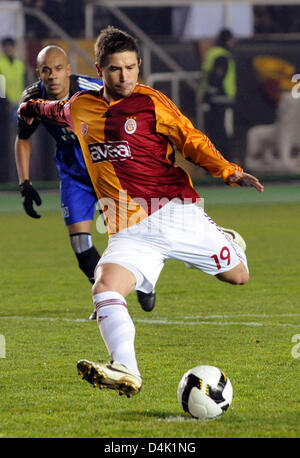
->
xmin=19 ymin=180 xmax=42 ymax=219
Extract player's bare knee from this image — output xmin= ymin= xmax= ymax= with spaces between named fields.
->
xmin=216 ymin=263 xmax=249 ymax=285
xmin=92 ymin=264 xmax=136 ymax=297
xmin=231 ymin=271 xmax=249 ymax=285
xmin=92 ymin=277 xmax=110 ymax=295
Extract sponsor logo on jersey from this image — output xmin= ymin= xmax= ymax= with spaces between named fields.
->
xmin=124 ymin=117 xmax=137 ymax=134
xmin=88 ymin=141 xmax=132 ymax=163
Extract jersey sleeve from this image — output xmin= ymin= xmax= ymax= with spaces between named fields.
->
xmin=153 ymin=90 xmax=243 ymax=183
xmin=17 ymin=85 xmax=41 ymax=139
xmin=20 ymin=92 xmax=79 ymax=131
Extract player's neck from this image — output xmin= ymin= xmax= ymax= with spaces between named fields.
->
xmin=57 ymin=92 xmax=69 ymax=101
xmin=102 ymin=89 xmax=121 ymax=104
xmin=48 ymin=91 xmax=69 ymax=101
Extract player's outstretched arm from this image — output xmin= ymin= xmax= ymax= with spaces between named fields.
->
xmin=228 ymin=170 xmax=264 ymax=192
xmin=18 ymin=98 xmax=75 ymax=130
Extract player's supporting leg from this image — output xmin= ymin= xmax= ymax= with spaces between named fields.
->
xmin=77 ymin=262 xmax=142 ymax=397
xmin=69 ymin=221 xmax=156 ymax=316
xmin=68 ymin=221 xmax=101 ymax=319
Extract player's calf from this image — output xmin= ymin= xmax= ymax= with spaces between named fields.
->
xmin=70 ymin=232 xmax=100 ymax=283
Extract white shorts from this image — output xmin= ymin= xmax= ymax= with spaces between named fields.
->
xmin=96 ymin=200 xmax=248 ymax=293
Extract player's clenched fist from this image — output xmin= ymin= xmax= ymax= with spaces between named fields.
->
xmin=18 ymin=101 xmax=37 ymax=125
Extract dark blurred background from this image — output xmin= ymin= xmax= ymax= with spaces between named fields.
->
xmin=1 ymin=0 xmax=300 ymax=187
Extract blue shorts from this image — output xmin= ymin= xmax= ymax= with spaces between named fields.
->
xmin=60 ymin=177 xmax=98 ymax=226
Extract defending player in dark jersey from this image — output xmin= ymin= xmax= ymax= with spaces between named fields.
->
xmin=15 ymin=45 xmax=156 ymax=317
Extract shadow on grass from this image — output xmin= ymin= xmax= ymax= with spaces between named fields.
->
xmin=116 ymin=409 xmax=195 ymax=422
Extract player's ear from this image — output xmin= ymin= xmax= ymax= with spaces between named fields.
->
xmin=95 ymin=63 xmax=102 ymax=78
xmin=137 ymin=58 xmax=142 ymax=77
xmin=36 ymin=67 xmax=41 ymax=79
xmin=66 ymin=63 xmax=71 ymax=76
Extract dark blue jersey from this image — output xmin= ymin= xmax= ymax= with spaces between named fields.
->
xmin=18 ymin=74 xmax=103 ymax=184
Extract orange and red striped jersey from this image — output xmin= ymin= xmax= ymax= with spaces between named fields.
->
xmin=25 ymin=84 xmax=243 ymax=235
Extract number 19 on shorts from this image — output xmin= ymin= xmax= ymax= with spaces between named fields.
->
xmin=211 ymin=246 xmax=231 ymax=270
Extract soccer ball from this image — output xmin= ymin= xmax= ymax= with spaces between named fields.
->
xmin=177 ymin=365 xmax=233 ymax=420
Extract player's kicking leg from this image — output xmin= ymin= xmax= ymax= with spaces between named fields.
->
xmin=86 ymin=227 xmax=244 ymax=316
xmin=220 ymin=227 xmax=246 ymax=252
xmin=216 ymin=228 xmax=249 ymax=285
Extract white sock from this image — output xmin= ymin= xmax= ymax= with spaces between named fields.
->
xmin=93 ymin=291 xmax=140 ymax=377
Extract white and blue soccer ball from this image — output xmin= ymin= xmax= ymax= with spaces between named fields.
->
xmin=177 ymin=365 xmax=233 ymax=420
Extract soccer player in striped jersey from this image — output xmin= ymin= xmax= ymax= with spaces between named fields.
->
xmin=18 ymin=28 xmax=264 ymax=398
xmin=15 ymin=45 xmax=156 ymax=318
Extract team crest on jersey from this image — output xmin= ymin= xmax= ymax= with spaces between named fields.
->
xmin=124 ymin=117 xmax=137 ymax=135
xmin=80 ymin=123 xmax=88 ymax=137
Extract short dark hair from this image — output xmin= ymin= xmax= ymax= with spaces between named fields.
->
xmin=2 ymin=37 xmax=16 ymax=47
xmin=216 ymin=29 xmax=233 ymax=48
xmin=94 ymin=26 xmax=140 ymax=67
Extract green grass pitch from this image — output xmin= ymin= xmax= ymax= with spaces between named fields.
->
xmin=0 ymin=184 xmax=299 ymax=438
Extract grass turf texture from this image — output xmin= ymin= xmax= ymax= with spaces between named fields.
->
xmin=0 ymin=184 xmax=299 ymax=438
